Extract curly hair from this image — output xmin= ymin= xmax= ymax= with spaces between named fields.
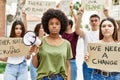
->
xmin=41 ymin=8 xmax=68 ymax=35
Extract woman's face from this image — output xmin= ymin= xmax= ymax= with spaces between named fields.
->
xmin=101 ymin=20 xmax=114 ymax=38
xmin=39 ymin=25 xmax=46 ymax=37
xmin=15 ymin=24 xmax=22 ymax=37
xmin=48 ymin=18 xmax=61 ymax=35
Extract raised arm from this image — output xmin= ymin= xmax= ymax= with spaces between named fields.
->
xmin=22 ymin=12 xmax=27 ymax=32
xmin=75 ymin=7 xmax=85 ymax=37
xmin=103 ymin=8 xmax=109 ymax=18
xmin=70 ymin=3 xmax=77 ymax=23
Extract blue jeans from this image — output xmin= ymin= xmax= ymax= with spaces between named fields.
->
xmin=30 ymin=60 xmax=37 ymax=80
xmin=83 ymin=62 xmax=93 ymax=80
xmin=91 ymin=70 xmax=120 ymax=80
xmin=70 ymin=59 xmax=77 ymax=80
xmin=4 ymin=60 xmax=28 ymax=80
xmin=41 ymin=74 xmax=64 ymax=80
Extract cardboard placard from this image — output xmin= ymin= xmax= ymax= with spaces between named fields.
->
xmin=59 ymin=0 xmax=72 ymax=15
xmin=24 ymin=0 xmax=56 ymax=15
xmin=87 ymin=43 xmax=120 ymax=72
xmin=0 ymin=38 xmax=30 ymax=58
xmin=81 ymin=0 xmax=106 ymax=11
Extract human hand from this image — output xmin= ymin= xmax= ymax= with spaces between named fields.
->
xmin=84 ymin=53 xmax=89 ymax=61
xmin=70 ymin=2 xmax=74 ymax=11
xmin=29 ymin=45 xmax=39 ymax=56
xmin=78 ymin=7 xmax=84 ymax=15
xmin=56 ymin=3 xmax=60 ymax=8
xmin=22 ymin=11 xmax=26 ymax=17
xmin=103 ymin=8 xmax=109 ymax=17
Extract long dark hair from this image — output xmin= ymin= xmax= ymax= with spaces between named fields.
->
xmin=99 ymin=17 xmax=118 ymax=41
xmin=34 ymin=23 xmax=42 ymax=36
xmin=10 ymin=20 xmax=25 ymax=37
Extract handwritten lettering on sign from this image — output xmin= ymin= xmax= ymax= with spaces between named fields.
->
xmin=81 ymin=0 xmax=106 ymax=11
xmin=0 ymin=38 xmax=29 ymax=58
xmin=87 ymin=43 xmax=120 ymax=72
xmin=24 ymin=0 xmax=56 ymax=15
xmin=59 ymin=0 xmax=72 ymax=15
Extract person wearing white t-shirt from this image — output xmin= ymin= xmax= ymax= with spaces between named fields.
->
xmin=85 ymin=17 xmax=120 ymax=80
xmin=0 ymin=20 xmax=29 ymax=80
xmin=75 ymin=8 xmax=100 ymax=80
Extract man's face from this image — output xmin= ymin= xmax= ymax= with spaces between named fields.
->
xmin=89 ymin=17 xmax=100 ymax=31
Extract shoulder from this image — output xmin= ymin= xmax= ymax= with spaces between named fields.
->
xmin=116 ymin=41 xmax=120 ymax=44
xmin=41 ymin=36 xmax=46 ymax=41
xmin=62 ymin=39 xmax=70 ymax=44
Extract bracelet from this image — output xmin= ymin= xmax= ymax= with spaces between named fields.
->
xmin=32 ymin=52 xmax=36 ymax=56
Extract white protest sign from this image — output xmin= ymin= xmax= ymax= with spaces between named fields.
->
xmin=0 ymin=38 xmax=30 ymax=58
xmin=110 ymin=5 xmax=120 ymax=20
xmin=81 ymin=0 xmax=106 ymax=11
xmin=87 ymin=43 xmax=120 ymax=72
xmin=24 ymin=0 xmax=56 ymax=15
xmin=59 ymin=0 xmax=72 ymax=16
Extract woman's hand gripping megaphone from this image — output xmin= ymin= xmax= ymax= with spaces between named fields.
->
xmin=23 ymin=31 xmax=42 ymax=56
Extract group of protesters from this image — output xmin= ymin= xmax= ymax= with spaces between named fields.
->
xmin=0 ymin=1 xmax=120 ymax=80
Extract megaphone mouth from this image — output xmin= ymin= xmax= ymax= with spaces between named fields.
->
xmin=23 ymin=31 xmax=37 ymax=46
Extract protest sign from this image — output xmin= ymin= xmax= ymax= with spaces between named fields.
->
xmin=0 ymin=38 xmax=30 ymax=58
xmin=110 ymin=5 xmax=120 ymax=20
xmin=87 ymin=43 xmax=120 ymax=72
xmin=59 ymin=0 xmax=72 ymax=15
xmin=24 ymin=0 xmax=56 ymax=15
xmin=81 ymin=0 xmax=106 ymax=11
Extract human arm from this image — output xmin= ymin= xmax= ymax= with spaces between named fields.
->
xmin=84 ymin=53 xmax=89 ymax=62
xmin=0 ymin=57 xmax=7 ymax=62
xmin=32 ymin=54 xmax=39 ymax=68
xmin=22 ymin=11 xmax=27 ymax=32
xmin=75 ymin=7 xmax=85 ymax=37
xmin=31 ymin=45 xmax=39 ymax=68
xmin=70 ymin=3 xmax=77 ymax=23
xmin=66 ymin=59 xmax=71 ymax=80
xmin=103 ymin=8 xmax=109 ymax=18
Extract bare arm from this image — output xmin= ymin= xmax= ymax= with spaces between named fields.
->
xmin=22 ymin=12 xmax=27 ymax=32
xmin=66 ymin=60 xmax=71 ymax=80
xmin=75 ymin=7 xmax=85 ymax=37
xmin=0 ymin=57 xmax=7 ymax=62
xmin=70 ymin=3 xmax=77 ymax=23
xmin=32 ymin=54 xmax=39 ymax=68
xmin=30 ymin=45 xmax=39 ymax=68
xmin=103 ymin=8 xmax=109 ymax=18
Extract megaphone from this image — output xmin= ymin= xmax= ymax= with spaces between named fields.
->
xmin=23 ymin=31 xmax=42 ymax=56
xmin=23 ymin=31 xmax=42 ymax=47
